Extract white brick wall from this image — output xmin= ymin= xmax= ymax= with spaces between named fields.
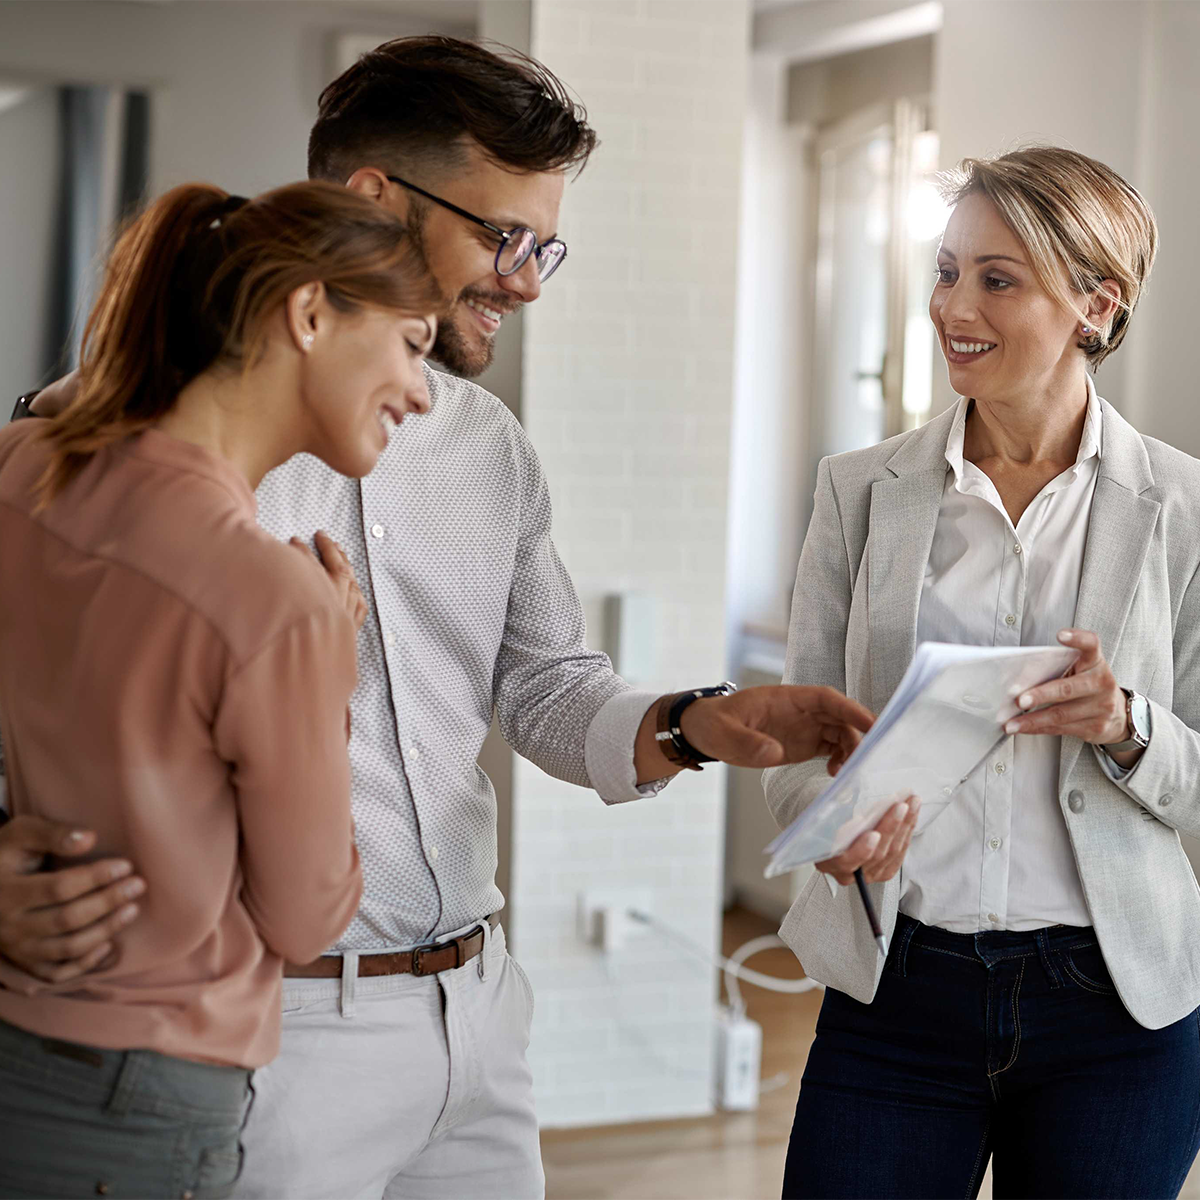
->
xmin=508 ymin=0 xmax=750 ymax=1128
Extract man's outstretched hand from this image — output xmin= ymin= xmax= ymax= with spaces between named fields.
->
xmin=0 ymin=815 xmax=143 ymax=983
xmin=636 ymin=685 xmax=874 ymax=782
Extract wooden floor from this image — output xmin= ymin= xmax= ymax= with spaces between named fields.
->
xmin=540 ymin=907 xmax=1200 ymax=1200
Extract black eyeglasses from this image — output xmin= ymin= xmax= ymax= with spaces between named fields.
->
xmin=387 ymin=175 xmax=567 ymax=284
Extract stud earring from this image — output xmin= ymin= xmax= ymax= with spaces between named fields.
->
xmin=1080 ymin=323 xmax=1095 ymax=337
xmin=301 ymin=333 xmax=314 ymax=350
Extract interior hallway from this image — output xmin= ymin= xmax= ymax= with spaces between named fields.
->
xmin=541 ymin=908 xmax=1200 ymax=1200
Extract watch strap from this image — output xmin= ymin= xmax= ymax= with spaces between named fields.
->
xmin=654 ymin=682 xmax=736 ymax=772
xmin=11 ymin=391 xmax=41 ymax=422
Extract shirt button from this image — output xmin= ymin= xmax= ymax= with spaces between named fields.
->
xmin=385 ymin=631 xmax=396 ymax=648
xmin=1013 ymin=543 xmax=1023 ymax=555
xmin=989 ymin=837 xmax=1002 ymax=850
xmin=409 ymin=744 xmax=421 ymax=759
xmin=988 ymin=913 xmax=1000 ymax=924
xmin=428 ymin=845 xmax=439 ymax=861
xmin=1004 ymin=613 xmax=1017 ymax=627
xmin=994 ymin=761 xmax=1006 ymax=775
xmin=371 ymin=523 xmax=385 ymax=539
xmin=1160 ymin=794 xmax=1174 ymax=807
xmin=1068 ymin=790 xmax=1085 ymax=813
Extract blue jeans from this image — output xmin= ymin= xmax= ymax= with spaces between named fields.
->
xmin=0 ymin=1017 xmax=251 ymax=1199
xmin=783 ymin=914 xmax=1200 ymax=1199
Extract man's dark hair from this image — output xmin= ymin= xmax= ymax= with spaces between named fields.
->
xmin=308 ymin=35 xmax=598 ymax=183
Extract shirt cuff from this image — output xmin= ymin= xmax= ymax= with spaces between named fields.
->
xmin=583 ymin=689 xmax=673 ymax=805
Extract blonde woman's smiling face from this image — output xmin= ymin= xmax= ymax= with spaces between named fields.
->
xmin=930 ymin=192 xmax=1085 ymax=404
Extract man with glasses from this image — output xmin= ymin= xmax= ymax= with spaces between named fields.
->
xmin=0 ymin=36 xmax=877 ymax=1198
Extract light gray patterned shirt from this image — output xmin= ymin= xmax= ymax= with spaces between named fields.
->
xmin=253 ymin=365 xmax=662 ymax=952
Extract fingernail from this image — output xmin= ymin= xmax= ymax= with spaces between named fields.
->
xmin=89 ymin=942 xmax=112 ymax=963
xmin=107 ymin=861 xmax=133 ymax=881
xmin=893 ymin=801 xmax=909 ymax=817
xmin=65 ymin=830 xmax=89 ymax=846
xmin=866 ymin=832 xmax=882 ymax=851
xmin=1019 ymin=693 xmax=1033 ymax=709
xmin=1058 ymin=631 xmax=1073 ymax=643
xmin=121 ymin=879 xmax=145 ymax=900
xmin=117 ymin=903 xmax=139 ymax=924
xmin=1005 ymin=720 xmax=1020 ymax=734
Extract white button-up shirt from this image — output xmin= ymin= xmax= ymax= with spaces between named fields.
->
xmin=900 ymin=380 xmax=1114 ymax=932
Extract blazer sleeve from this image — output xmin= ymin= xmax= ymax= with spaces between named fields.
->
xmin=213 ymin=605 xmax=363 ymax=964
xmin=1106 ymin=557 xmax=1200 ymax=837
xmin=763 ymin=457 xmax=856 ymax=832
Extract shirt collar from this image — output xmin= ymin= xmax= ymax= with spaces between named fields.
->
xmin=944 ymin=375 xmax=1103 ymax=488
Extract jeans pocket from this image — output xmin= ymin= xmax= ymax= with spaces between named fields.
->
xmin=508 ymin=955 xmax=535 ymax=1022
xmin=188 ymin=1141 xmax=244 ymax=1199
xmin=1062 ymin=945 xmax=1117 ymax=995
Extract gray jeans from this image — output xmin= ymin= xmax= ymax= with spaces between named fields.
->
xmin=0 ymin=1017 xmax=251 ymax=1199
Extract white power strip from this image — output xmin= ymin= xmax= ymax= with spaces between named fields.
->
xmin=714 ymin=1006 xmax=763 ymax=1111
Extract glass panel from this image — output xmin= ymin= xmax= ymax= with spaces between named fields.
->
xmin=814 ymin=129 xmax=892 ymax=460
xmin=900 ymin=129 xmax=949 ymax=426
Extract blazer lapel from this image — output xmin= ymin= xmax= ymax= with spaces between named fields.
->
xmin=1060 ymin=400 xmax=1161 ymax=785
xmin=867 ymin=409 xmax=957 ymax=714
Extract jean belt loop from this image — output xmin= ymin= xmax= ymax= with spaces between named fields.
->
xmin=339 ymin=951 xmax=359 ymax=1018
xmin=1035 ymin=928 xmax=1063 ymax=988
xmin=895 ymin=915 xmax=920 ymax=977
xmin=105 ymin=1050 xmax=142 ymax=1116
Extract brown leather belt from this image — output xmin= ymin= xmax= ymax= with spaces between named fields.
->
xmin=284 ymin=915 xmax=500 ymax=979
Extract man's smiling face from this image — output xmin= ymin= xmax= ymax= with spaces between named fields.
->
xmin=388 ymin=142 xmax=566 ymax=377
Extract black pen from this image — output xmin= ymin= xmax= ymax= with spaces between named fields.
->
xmin=854 ymin=868 xmax=888 ymax=957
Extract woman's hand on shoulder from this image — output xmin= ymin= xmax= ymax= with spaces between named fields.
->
xmin=291 ymin=531 xmax=368 ymax=632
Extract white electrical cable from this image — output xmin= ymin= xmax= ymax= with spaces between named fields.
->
xmin=627 ymin=910 xmax=822 ymax=1015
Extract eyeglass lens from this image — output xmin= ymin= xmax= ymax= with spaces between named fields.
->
xmin=496 ymin=229 xmax=566 ymax=282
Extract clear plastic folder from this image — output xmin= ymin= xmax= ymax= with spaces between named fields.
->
xmin=763 ymin=642 xmax=1079 ymax=878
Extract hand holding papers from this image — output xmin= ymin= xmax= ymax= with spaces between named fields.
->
xmin=764 ymin=642 xmax=1079 ymax=878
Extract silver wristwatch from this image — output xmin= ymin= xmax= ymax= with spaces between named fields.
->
xmin=1103 ymin=688 xmax=1151 ymax=755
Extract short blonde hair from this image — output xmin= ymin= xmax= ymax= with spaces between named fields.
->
xmin=941 ymin=147 xmax=1158 ymax=369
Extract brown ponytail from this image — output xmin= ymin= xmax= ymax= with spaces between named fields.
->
xmin=37 ymin=180 xmax=442 ymax=504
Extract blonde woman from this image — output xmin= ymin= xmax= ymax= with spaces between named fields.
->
xmin=769 ymin=148 xmax=1200 ymax=1198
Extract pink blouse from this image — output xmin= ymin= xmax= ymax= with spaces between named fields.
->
xmin=0 ymin=421 xmax=362 ymax=1067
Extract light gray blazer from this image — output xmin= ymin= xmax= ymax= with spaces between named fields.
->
xmin=765 ymin=398 xmax=1200 ymax=1029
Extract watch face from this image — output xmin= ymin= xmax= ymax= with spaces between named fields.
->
xmin=1130 ymin=693 xmax=1152 ymax=742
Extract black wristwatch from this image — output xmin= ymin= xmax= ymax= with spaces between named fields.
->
xmin=11 ymin=391 xmax=42 ymax=422
xmin=654 ymin=682 xmax=737 ymax=771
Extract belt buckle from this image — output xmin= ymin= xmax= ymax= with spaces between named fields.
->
xmin=411 ymin=938 xmax=461 ymax=977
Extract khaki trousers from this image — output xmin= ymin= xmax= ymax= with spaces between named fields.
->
xmin=235 ymin=923 xmax=544 ymax=1200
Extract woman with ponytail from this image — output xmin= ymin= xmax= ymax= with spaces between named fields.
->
xmin=0 ymin=181 xmax=442 ymax=1198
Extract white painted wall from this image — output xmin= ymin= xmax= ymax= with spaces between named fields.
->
xmin=0 ymin=87 xmax=59 ymax=396
xmin=727 ymin=60 xmax=811 ymax=648
xmin=510 ymin=0 xmax=750 ymax=1129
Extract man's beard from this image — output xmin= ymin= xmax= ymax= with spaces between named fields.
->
xmin=407 ymin=206 xmax=500 ymax=379
xmin=432 ymin=306 xmax=495 ymax=378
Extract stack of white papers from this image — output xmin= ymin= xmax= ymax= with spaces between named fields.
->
xmin=763 ymin=642 xmax=1079 ymax=877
